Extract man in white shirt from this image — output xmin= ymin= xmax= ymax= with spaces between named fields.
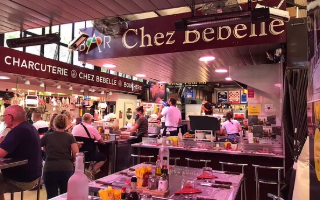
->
xmin=72 ymin=113 xmax=106 ymax=173
xmin=158 ymin=98 xmax=182 ymax=136
xmin=32 ymin=110 xmax=48 ymax=135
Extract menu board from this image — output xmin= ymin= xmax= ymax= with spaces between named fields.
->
xmin=217 ymin=91 xmax=228 ymax=104
xmin=228 ymin=91 xmax=240 ymax=104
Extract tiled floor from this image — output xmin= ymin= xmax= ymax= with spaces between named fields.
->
xmin=4 ymin=188 xmax=47 ymax=200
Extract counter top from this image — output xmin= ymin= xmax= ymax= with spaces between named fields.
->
xmin=131 ymin=143 xmax=285 ymax=159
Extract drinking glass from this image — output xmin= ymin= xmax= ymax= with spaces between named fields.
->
xmin=202 ymin=167 xmax=213 ymax=175
xmin=181 ymin=179 xmax=195 ymax=189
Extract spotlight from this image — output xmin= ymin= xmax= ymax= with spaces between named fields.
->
xmin=69 ymin=85 xmax=73 ymax=90
xmin=25 ymin=80 xmax=30 ymax=85
xmin=101 ymin=90 xmax=105 ymax=94
xmin=225 ymin=77 xmax=232 ymax=81
xmin=80 ymin=88 xmax=84 ymax=93
xmin=57 ymin=84 xmax=61 ymax=89
xmin=109 ymin=91 xmax=112 ymax=95
xmin=40 ymin=82 xmax=45 ymax=87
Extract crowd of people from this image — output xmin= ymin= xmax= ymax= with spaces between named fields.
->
xmin=0 ymin=105 xmax=107 ymax=200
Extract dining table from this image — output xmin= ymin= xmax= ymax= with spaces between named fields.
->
xmin=90 ymin=163 xmax=243 ymax=200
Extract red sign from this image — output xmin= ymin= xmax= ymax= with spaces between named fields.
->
xmin=0 ymin=47 xmax=143 ymax=94
xmin=248 ymin=89 xmax=255 ymax=98
xmin=78 ymin=12 xmax=286 ymax=61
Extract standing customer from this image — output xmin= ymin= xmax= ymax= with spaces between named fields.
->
xmin=158 ymin=98 xmax=182 ymax=136
xmin=61 ymin=110 xmax=74 ymax=134
xmin=72 ymin=113 xmax=106 ymax=174
xmin=0 ymin=105 xmax=42 ymax=200
xmin=220 ymin=112 xmax=242 ymax=142
xmin=128 ymin=106 xmax=148 ymax=141
xmin=41 ymin=114 xmax=79 ymax=199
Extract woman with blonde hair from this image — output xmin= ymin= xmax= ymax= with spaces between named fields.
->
xmin=41 ymin=114 xmax=79 ymax=199
xmin=61 ymin=110 xmax=74 ymax=133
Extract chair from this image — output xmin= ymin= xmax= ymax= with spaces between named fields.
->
xmin=131 ymin=154 xmax=154 ymax=165
xmin=219 ymin=161 xmax=248 ymax=200
xmin=185 ymin=158 xmax=211 ymax=167
xmin=267 ymin=193 xmax=285 ymax=200
xmin=253 ymin=164 xmax=284 ymax=200
xmin=170 ymin=157 xmax=180 ymax=166
xmin=10 ymin=176 xmax=42 ymax=200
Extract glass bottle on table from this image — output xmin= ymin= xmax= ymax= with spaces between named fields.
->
xmin=155 ymin=156 xmax=162 ymax=176
xmin=159 ymin=136 xmax=170 ymax=169
xmin=67 ymin=152 xmax=89 ymax=200
xmin=127 ymin=176 xmax=139 ymax=200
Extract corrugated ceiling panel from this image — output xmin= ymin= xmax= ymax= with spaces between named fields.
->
xmin=132 ymin=0 xmax=157 ymax=11
xmin=116 ymin=0 xmax=145 ymax=13
xmin=79 ymin=0 xmax=117 ymax=17
xmin=97 ymin=0 xmax=130 ymax=15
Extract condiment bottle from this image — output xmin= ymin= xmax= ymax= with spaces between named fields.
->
xmin=155 ymin=156 xmax=162 ymax=176
xmin=158 ymin=165 xmax=168 ymax=192
xmin=127 ymin=177 xmax=139 ymax=200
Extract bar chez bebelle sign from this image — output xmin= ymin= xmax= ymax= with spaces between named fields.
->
xmin=78 ymin=12 xmax=286 ymax=61
xmin=0 ymin=46 xmax=143 ymax=94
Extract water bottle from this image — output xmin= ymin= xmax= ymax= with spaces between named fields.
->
xmin=158 ymin=136 xmax=170 ymax=169
xmin=67 ymin=153 xmax=89 ymax=200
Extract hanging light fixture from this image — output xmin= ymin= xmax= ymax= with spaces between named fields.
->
xmin=109 ymin=91 xmax=112 ymax=95
xmin=101 ymin=90 xmax=105 ymax=94
xmin=80 ymin=88 xmax=84 ymax=93
xmin=39 ymin=82 xmax=45 ymax=87
xmin=69 ymin=85 xmax=73 ymax=90
xmin=57 ymin=84 xmax=61 ymax=89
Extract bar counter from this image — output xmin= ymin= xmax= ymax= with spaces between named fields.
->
xmin=132 ymin=141 xmax=284 ymax=200
xmin=132 ymin=143 xmax=284 ymax=159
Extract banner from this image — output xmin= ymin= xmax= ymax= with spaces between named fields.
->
xmin=228 ymin=91 xmax=240 ymax=104
xmin=78 ymin=12 xmax=286 ymax=61
xmin=0 ymin=47 xmax=143 ymax=94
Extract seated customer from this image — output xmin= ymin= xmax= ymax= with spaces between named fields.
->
xmin=41 ymin=114 xmax=79 ymax=199
xmin=72 ymin=113 xmax=106 ymax=173
xmin=32 ymin=110 xmax=49 ymax=135
xmin=0 ymin=105 xmax=42 ymax=200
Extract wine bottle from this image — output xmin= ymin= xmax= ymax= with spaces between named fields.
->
xmin=127 ymin=177 xmax=139 ymax=200
xmin=67 ymin=153 xmax=89 ymax=200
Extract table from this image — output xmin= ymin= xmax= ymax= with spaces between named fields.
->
xmin=0 ymin=158 xmax=28 ymax=170
xmin=49 ymin=194 xmax=99 ymax=200
xmin=89 ymin=163 xmax=243 ymax=200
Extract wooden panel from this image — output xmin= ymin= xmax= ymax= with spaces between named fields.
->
xmin=11 ymin=0 xmax=67 ymax=24
xmin=97 ymin=0 xmax=130 ymax=15
xmin=167 ymin=0 xmax=188 ymax=7
xmin=116 ymin=0 xmax=144 ymax=13
xmin=25 ymin=0 xmax=82 ymax=22
xmin=0 ymin=1 xmax=50 ymax=26
xmin=132 ymin=0 xmax=157 ymax=11
xmin=61 ymin=0 xmax=105 ymax=19
xmin=0 ymin=10 xmax=48 ymax=30
xmin=80 ymin=0 xmax=117 ymax=17
xmin=48 ymin=0 xmax=92 ymax=20
xmin=150 ymin=0 xmax=172 ymax=9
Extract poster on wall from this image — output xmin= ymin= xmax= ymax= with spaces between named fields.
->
xmin=124 ymin=102 xmax=134 ymax=126
xmin=248 ymin=104 xmax=261 ymax=115
xmin=184 ymin=87 xmax=194 ymax=98
xmin=240 ymin=90 xmax=247 ymax=104
xmin=248 ymin=89 xmax=255 ymax=98
xmin=265 ymin=104 xmax=274 ymax=112
xmin=217 ymin=91 xmax=228 ymax=104
xmin=150 ymin=82 xmax=166 ymax=103
xmin=228 ymin=91 xmax=240 ymax=104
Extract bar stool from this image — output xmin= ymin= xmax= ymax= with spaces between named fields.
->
xmin=185 ymin=158 xmax=211 ymax=167
xmin=219 ymin=161 xmax=248 ymax=200
xmin=267 ymin=193 xmax=284 ymax=200
xmin=131 ymin=154 xmax=154 ymax=165
xmin=170 ymin=157 xmax=180 ymax=166
xmin=10 ymin=176 xmax=42 ymax=200
xmin=253 ymin=164 xmax=284 ymax=200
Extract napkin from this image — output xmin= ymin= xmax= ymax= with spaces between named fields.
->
xmin=197 ymin=172 xmax=218 ymax=179
xmin=175 ymin=184 xmax=202 ymax=194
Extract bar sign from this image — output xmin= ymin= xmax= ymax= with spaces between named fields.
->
xmin=248 ymin=89 xmax=254 ymax=98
